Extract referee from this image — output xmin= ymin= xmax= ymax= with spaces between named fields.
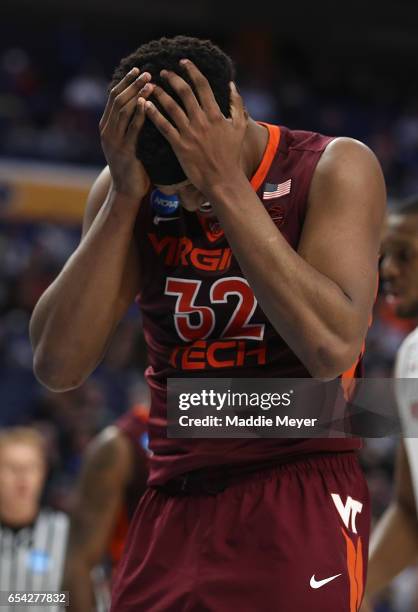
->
xmin=0 ymin=428 xmax=69 ymax=612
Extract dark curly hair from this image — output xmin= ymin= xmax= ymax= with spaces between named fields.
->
xmin=110 ymin=35 xmax=235 ymax=185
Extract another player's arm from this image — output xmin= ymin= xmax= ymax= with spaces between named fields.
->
xmin=146 ymin=62 xmax=385 ymax=378
xmin=363 ymin=441 xmax=418 ymax=600
xmin=30 ymin=70 xmax=155 ymax=391
xmin=62 ymin=427 xmax=134 ymax=612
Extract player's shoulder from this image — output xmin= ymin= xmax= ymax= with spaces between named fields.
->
xmin=282 ymin=128 xmax=383 ymax=190
xmin=316 ymin=137 xmax=383 ymax=179
xmin=308 ymin=135 xmax=386 ymax=215
xmin=84 ymin=424 xmax=138 ymax=485
xmin=87 ymin=424 xmax=131 ymax=462
xmin=115 ymin=407 xmax=149 ymax=457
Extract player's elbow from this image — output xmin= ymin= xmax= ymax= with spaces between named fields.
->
xmin=33 ymin=350 xmax=86 ymax=392
xmin=308 ymin=340 xmax=361 ymax=380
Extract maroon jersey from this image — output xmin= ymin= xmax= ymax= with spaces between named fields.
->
xmin=134 ymin=123 xmax=363 ymax=485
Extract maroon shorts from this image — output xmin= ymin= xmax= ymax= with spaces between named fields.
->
xmin=111 ymin=452 xmax=370 ymax=612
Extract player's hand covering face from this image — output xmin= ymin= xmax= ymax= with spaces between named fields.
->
xmin=100 ymin=68 xmax=155 ymax=200
xmin=145 ymin=60 xmax=248 ymax=196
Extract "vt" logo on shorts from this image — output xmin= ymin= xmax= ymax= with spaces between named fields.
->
xmin=331 ymin=494 xmax=363 ymax=534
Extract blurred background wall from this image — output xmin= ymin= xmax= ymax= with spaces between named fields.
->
xmin=0 ymin=2 xmax=417 ymax=609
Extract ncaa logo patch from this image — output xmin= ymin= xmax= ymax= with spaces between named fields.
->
xmin=151 ymin=189 xmax=180 ymax=216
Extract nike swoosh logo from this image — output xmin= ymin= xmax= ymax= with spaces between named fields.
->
xmin=153 ymin=216 xmax=180 ymax=225
xmin=310 ymin=574 xmax=342 ymax=589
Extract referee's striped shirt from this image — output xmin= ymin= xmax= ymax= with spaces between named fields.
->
xmin=0 ymin=509 xmax=69 ymax=612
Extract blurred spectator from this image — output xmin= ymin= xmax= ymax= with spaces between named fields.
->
xmin=0 ymin=427 xmax=69 ymax=611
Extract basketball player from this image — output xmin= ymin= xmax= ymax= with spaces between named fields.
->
xmin=30 ymin=36 xmax=385 ymax=611
xmin=360 ymin=199 xmax=418 ymax=612
xmin=63 ymin=406 xmax=149 ymax=612
xmin=0 ymin=427 xmax=69 ymax=612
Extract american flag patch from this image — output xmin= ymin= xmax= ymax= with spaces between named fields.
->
xmin=263 ymin=179 xmax=292 ymax=200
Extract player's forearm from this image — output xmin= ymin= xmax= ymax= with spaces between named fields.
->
xmin=208 ymin=175 xmax=368 ymax=378
xmin=30 ymin=190 xmax=140 ymax=391
xmin=63 ymin=559 xmax=96 ymax=612
xmin=366 ymin=502 xmax=418 ymax=597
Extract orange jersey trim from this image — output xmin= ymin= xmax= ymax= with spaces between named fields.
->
xmin=341 ymin=528 xmax=364 ymax=612
xmin=341 ymin=342 xmax=365 ymax=401
xmin=355 ymin=536 xmax=364 ymax=607
xmin=250 ymin=123 xmax=281 ymax=192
